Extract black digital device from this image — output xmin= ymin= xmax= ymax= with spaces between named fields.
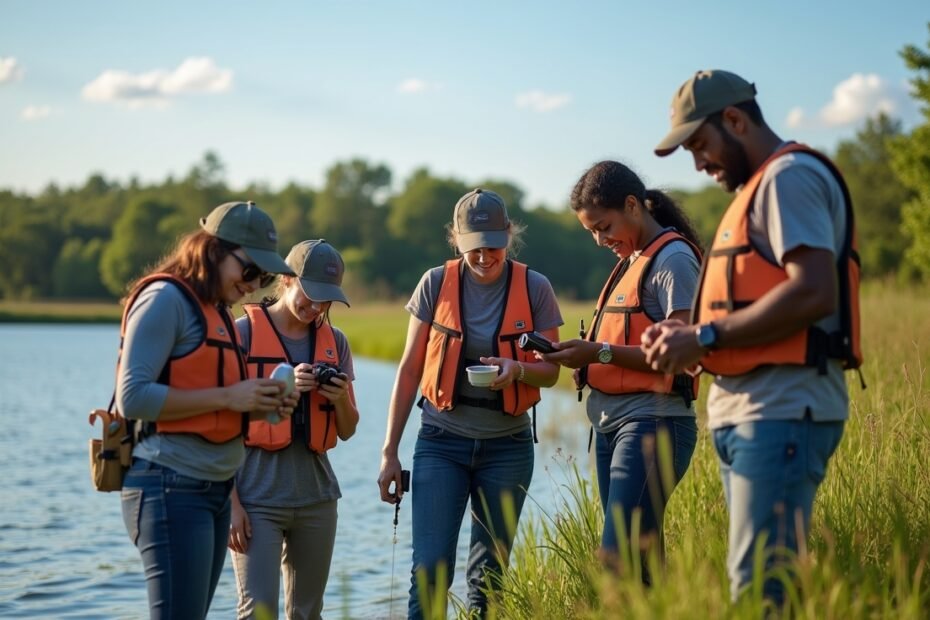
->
xmin=401 ymin=469 xmax=411 ymax=493
xmin=518 ymin=331 xmax=555 ymax=354
xmin=314 ymin=362 xmax=343 ymax=387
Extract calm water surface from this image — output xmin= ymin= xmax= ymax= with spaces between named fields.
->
xmin=0 ymin=324 xmax=589 ymax=619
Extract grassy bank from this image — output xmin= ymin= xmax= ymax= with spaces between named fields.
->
xmin=476 ymin=283 xmax=930 ymax=619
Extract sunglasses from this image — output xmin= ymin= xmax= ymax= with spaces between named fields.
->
xmin=229 ymin=252 xmax=276 ymax=288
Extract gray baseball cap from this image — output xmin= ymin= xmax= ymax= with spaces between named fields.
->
xmin=200 ymin=201 xmax=295 ymax=275
xmin=655 ymin=69 xmax=757 ymax=157
xmin=452 ymin=189 xmax=510 ymax=253
xmin=285 ymin=239 xmax=350 ymax=307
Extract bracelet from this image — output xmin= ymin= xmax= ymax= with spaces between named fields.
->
xmin=517 ymin=362 xmax=526 ymax=383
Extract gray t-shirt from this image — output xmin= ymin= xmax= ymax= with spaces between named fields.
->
xmin=587 ymin=238 xmax=700 ymax=432
xmin=116 ymin=280 xmax=245 ymax=482
xmin=407 ymin=261 xmax=563 ymax=439
xmin=234 ymin=314 xmax=355 ymax=508
xmin=707 ymin=147 xmax=850 ymax=429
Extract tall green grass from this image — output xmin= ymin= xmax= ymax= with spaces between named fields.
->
xmin=481 ymin=282 xmax=930 ymax=619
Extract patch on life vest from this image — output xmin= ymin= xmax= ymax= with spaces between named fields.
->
xmin=515 ymin=320 xmax=526 ymax=329
xmin=217 ymin=326 xmax=227 ymax=336
xmin=325 ymin=348 xmax=335 ymax=358
xmin=721 ymin=230 xmax=732 ymax=241
xmin=615 ymin=294 xmax=626 ymax=304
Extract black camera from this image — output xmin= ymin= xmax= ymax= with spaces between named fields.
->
xmin=314 ymin=362 xmax=343 ymax=387
xmin=518 ymin=331 xmax=555 ymax=354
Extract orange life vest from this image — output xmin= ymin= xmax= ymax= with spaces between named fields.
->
xmin=120 ymin=274 xmax=247 ymax=443
xmin=242 ymin=303 xmax=344 ymax=453
xmin=585 ymin=231 xmax=702 ymax=404
xmin=420 ymin=259 xmax=540 ymax=416
xmin=693 ymin=143 xmax=863 ymax=376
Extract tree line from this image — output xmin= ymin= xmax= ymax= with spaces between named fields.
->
xmin=2 ymin=27 xmax=929 ymax=303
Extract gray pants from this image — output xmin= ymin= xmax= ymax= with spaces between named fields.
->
xmin=231 ymin=501 xmax=338 ymax=620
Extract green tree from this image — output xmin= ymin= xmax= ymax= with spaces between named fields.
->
xmin=100 ymin=198 xmax=179 ymax=296
xmin=387 ymin=168 xmax=468 ymax=291
xmin=834 ymin=114 xmax=914 ymax=277
xmin=52 ymin=238 xmax=111 ymax=298
xmin=890 ymin=23 xmax=930 ymax=281
xmin=311 ymin=159 xmax=391 ymax=250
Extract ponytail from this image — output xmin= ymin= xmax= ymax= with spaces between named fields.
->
xmin=643 ymin=189 xmax=704 ymax=253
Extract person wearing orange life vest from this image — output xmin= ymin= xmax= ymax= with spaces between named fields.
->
xmin=228 ymin=240 xmax=359 ymax=620
xmin=536 ymin=161 xmax=703 ymax=583
xmin=116 ymin=201 xmax=297 ymax=619
xmin=377 ymin=189 xmax=562 ymax=620
xmin=644 ymin=70 xmax=863 ymax=606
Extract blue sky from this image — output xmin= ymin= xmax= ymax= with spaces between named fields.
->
xmin=1 ymin=1 xmax=926 ymax=208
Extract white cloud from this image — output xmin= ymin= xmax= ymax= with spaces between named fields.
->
xmin=0 ymin=57 xmax=24 ymax=83
xmin=396 ymin=78 xmax=440 ymax=94
xmin=81 ymin=57 xmax=233 ymax=107
xmin=514 ymin=90 xmax=572 ymax=112
xmin=785 ymin=106 xmax=806 ymax=129
xmin=785 ymin=73 xmax=913 ymax=129
xmin=21 ymin=105 xmax=51 ymax=121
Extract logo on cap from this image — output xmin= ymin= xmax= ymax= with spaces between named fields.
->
xmin=325 ymin=263 xmax=339 ymax=277
xmin=267 ymin=230 xmax=277 ymax=242
xmin=470 ymin=211 xmax=490 ymax=224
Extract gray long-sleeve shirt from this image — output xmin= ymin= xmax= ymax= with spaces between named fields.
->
xmin=116 ymin=280 xmax=244 ymax=481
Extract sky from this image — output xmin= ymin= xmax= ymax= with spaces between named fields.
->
xmin=1 ymin=1 xmax=927 ymax=209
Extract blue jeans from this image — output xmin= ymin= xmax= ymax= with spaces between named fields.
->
xmin=120 ymin=459 xmax=235 ymax=619
xmin=595 ymin=416 xmax=697 ymax=583
xmin=408 ymin=423 xmax=534 ymax=620
xmin=713 ymin=417 xmax=845 ymax=604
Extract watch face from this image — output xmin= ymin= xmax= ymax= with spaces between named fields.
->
xmin=698 ymin=324 xmax=717 ymax=349
xmin=597 ymin=346 xmax=612 ymax=363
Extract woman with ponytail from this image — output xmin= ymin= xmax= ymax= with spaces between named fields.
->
xmin=539 ymin=161 xmax=702 ymax=582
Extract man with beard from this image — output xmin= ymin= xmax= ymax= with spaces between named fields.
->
xmin=641 ymin=70 xmax=862 ymax=606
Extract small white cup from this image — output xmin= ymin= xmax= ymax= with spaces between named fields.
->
xmin=466 ymin=365 xmax=499 ymax=387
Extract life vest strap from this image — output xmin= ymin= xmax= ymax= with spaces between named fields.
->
xmin=457 ymin=394 xmax=503 ymax=411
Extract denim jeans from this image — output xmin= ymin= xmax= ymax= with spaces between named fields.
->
xmin=595 ymin=416 xmax=697 ymax=583
xmin=713 ymin=417 xmax=845 ymax=604
xmin=408 ymin=423 xmax=534 ymax=620
xmin=120 ymin=458 xmax=235 ymax=620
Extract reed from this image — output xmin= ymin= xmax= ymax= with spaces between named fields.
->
xmin=481 ymin=282 xmax=930 ymax=619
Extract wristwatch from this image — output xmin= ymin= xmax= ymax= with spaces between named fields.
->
xmin=696 ymin=323 xmax=720 ymax=351
xmin=597 ymin=342 xmax=613 ymax=364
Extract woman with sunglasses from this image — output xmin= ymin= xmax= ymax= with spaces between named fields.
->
xmin=538 ymin=161 xmax=702 ymax=583
xmin=229 ymin=239 xmax=360 ymax=620
xmin=116 ymin=200 xmax=297 ymax=619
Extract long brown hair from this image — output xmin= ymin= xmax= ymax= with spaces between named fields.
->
xmin=124 ymin=231 xmax=236 ymax=305
xmin=570 ymin=160 xmax=703 ymax=251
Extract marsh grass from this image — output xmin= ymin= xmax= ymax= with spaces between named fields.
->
xmin=481 ymin=282 xmax=930 ymax=619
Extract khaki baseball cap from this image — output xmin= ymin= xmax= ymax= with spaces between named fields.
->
xmin=285 ymin=239 xmax=350 ymax=306
xmin=654 ymin=70 xmax=757 ymax=157
xmin=453 ymin=188 xmax=510 ymax=253
xmin=200 ymin=201 xmax=295 ymax=275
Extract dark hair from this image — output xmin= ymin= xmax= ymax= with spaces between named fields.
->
xmin=570 ymin=160 xmax=703 ymax=251
xmin=705 ymin=99 xmax=765 ymax=128
xmin=124 ymin=230 xmax=235 ymax=305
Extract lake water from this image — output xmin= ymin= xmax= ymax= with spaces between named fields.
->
xmin=0 ymin=324 xmax=590 ymax=619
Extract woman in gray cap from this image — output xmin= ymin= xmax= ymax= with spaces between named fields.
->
xmin=377 ymin=189 xmax=563 ymax=619
xmin=229 ymin=239 xmax=360 ymax=620
xmin=116 ymin=201 xmax=297 ymax=619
